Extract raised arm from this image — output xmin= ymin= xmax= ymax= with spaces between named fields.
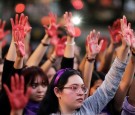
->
xmin=114 ymin=17 xmax=135 ymax=112
xmin=26 ymin=12 xmax=59 ymax=67
xmin=98 ymin=19 xmax=121 ymax=73
xmin=78 ymin=16 xmax=130 ymax=114
xmin=83 ymin=30 xmax=103 ymax=97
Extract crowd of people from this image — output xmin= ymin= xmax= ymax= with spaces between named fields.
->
xmin=0 ymin=11 xmax=135 ymax=115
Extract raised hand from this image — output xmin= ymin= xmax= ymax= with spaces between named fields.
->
xmin=55 ymin=36 xmax=67 ymax=56
xmin=10 ymin=13 xmax=28 ymax=37
xmin=86 ymin=30 xmax=103 ymax=58
xmin=108 ymin=19 xmax=121 ymax=43
xmin=14 ymin=30 xmax=25 ymax=57
xmin=120 ymin=16 xmax=134 ymax=47
xmin=0 ymin=20 xmax=9 ymax=41
xmin=44 ymin=12 xmax=59 ymax=38
xmin=64 ymin=12 xmax=75 ymax=37
xmin=3 ymin=74 xmax=31 ymax=110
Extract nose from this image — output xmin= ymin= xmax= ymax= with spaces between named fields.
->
xmin=37 ymin=85 xmax=44 ymax=93
xmin=77 ymin=88 xmax=84 ymax=95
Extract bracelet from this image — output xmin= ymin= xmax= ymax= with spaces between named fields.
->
xmin=41 ymin=42 xmax=50 ymax=46
xmin=49 ymin=56 xmax=56 ymax=63
xmin=86 ymin=57 xmax=95 ymax=63
xmin=65 ymin=42 xmax=75 ymax=45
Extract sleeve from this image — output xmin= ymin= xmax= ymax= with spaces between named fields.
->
xmin=1 ymin=59 xmax=14 ymax=85
xmin=78 ymin=57 xmax=127 ymax=114
xmin=61 ymin=57 xmax=74 ymax=69
xmin=121 ymin=96 xmax=135 ymax=115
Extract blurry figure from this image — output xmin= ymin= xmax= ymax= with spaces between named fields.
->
xmin=46 ymin=66 xmax=57 ymax=83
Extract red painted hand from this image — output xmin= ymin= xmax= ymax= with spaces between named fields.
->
xmin=86 ymin=30 xmax=103 ymax=57
xmin=55 ymin=36 xmax=67 ymax=56
xmin=44 ymin=12 xmax=59 ymax=38
xmin=120 ymin=16 xmax=134 ymax=46
xmin=64 ymin=12 xmax=75 ymax=37
xmin=3 ymin=74 xmax=31 ymax=110
xmin=0 ymin=20 xmax=10 ymax=40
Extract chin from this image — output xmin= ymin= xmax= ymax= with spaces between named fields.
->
xmin=75 ymin=103 xmax=82 ymax=109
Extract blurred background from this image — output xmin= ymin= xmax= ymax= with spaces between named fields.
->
xmin=0 ymin=0 xmax=135 ymax=56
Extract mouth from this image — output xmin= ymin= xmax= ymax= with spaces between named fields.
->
xmin=36 ymin=95 xmax=44 ymax=98
xmin=76 ymin=98 xmax=84 ymax=103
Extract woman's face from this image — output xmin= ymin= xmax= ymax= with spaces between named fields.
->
xmin=89 ymin=79 xmax=103 ymax=96
xmin=29 ymin=76 xmax=47 ymax=102
xmin=57 ymin=75 xmax=86 ymax=111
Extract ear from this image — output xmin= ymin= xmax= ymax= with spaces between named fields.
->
xmin=54 ymin=87 xmax=62 ymax=98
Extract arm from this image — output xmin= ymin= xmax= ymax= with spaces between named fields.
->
xmin=98 ymin=19 xmax=121 ymax=73
xmin=26 ymin=34 xmax=50 ymax=67
xmin=113 ymin=54 xmax=135 ymax=112
xmin=78 ymin=16 xmax=130 ymax=114
xmin=97 ymin=43 xmax=116 ymax=73
xmin=61 ymin=12 xmax=75 ymax=69
xmin=83 ymin=30 xmax=103 ymax=97
xmin=26 ymin=12 xmax=58 ymax=67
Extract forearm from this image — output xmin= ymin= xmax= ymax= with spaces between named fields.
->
xmin=83 ymin=60 xmax=94 ymax=97
xmin=6 ymin=39 xmax=16 ymax=61
xmin=41 ymin=52 xmax=56 ymax=73
xmin=98 ymin=44 xmax=115 ymax=73
xmin=79 ymin=54 xmax=87 ymax=75
xmin=14 ymin=57 xmax=24 ymax=69
xmin=84 ymin=57 xmax=127 ymax=114
xmin=64 ymin=36 xmax=74 ymax=58
xmin=26 ymin=34 xmax=50 ymax=66
xmin=114 ymin=55 xmax=135 ymax=111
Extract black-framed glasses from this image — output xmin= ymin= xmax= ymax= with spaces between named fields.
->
xmin=63 ymin=85 xmax=88 ymax=94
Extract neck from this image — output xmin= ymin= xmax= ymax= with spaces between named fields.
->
xmin=59 ymin=102 xmax=75 ymax=114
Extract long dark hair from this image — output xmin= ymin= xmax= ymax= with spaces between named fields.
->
xmin=38 ymin=68 xmax=82 ymax=115
xmin=90 ymin=71 xmax=105 ymax=88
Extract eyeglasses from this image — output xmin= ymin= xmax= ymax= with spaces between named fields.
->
xmin=63 ymin=85 xmax=88 ymax=94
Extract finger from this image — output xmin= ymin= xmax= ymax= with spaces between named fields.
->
xmin=10 ymin=18 xmax=15 ymax=29
xmin=2 ymin=21 xmax=6 ymax=29
xmin=15 ymin=74 xmax=19 ymax=89
xmin=15 ymin=14 xmax=19 ymax=25
xmin=99 ymin=39 xmax=104 ymax=49
xmin=23 ymin=16 xmax=28 ymax=26
xmin=19 ymin=13 xmax=24 ymax=24
xmin=3 ymin=84 xmax=11 ymax=97
xmin=128 ymin=23 xmax=131 ymax=29
xmin=11 ymin=76 xmax=16 ymax=92
xmin=96 ymin=32 xmax=100 ymax=42
xmin=20 ymin=75 xmax=24 ymax=93
xmin=123 ymin=15 xmax=127 ymax=25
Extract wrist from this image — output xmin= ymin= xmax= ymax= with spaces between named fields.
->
xmin=49 ymin=55 xmax=56 ymax=63
xmin=65 ymin=42 xmax=75 ymax=45
xmin=10 ymin=109 xmax=23 ymax=115
xmin=86 ymin=55 xmax=95 ymax=63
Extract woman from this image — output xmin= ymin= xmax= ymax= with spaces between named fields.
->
xmin=21 ymin=66 xmax=49 ymax=115
xmin=38 ymin=53 xmax=127 ymax=115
